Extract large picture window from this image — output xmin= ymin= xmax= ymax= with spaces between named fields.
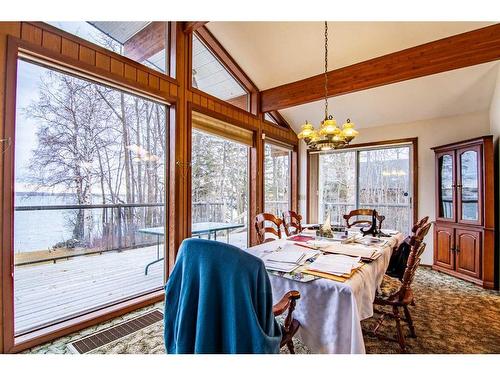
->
xmin=316 ymin=143 xmax=414 ymax=233
xmin=191 ymin=113 xmax=251 ymax=249
xmin=13 ymin=59 xmax=168 ymax=335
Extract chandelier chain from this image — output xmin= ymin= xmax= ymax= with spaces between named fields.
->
xmin=324 ymin=21 xmax=328 ymax=121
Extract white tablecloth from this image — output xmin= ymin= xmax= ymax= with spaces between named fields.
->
xmin=246 ymin=234 xmax=404 ymax=354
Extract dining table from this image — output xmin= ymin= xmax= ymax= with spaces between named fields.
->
xmin=245 ymin=231 xmax=405 ymax=354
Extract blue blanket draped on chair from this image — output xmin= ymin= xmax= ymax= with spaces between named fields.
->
xmin=164 ymin=238 xmax=282 ymax=354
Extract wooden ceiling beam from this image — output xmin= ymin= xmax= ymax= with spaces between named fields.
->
xmin=261 ymin=24 xmax=500 ymax=112
xmin=182 ymin=22 xmax=209 ymax=34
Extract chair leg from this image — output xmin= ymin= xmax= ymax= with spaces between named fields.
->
xmin=286 ymin=341 xmax=295 ymax=354
xmin=393 ymin=306 xmax=407 ymax=353
xmin=403 ymin=305 xmax=417 ymax=338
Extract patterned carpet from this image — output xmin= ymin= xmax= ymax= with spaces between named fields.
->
xmin=25 ymin=267 xmax=500 ymax=354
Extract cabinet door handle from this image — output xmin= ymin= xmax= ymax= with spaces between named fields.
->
xmin=455 ymin=247 xmax=460 ymax=253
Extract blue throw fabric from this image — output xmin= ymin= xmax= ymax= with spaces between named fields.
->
xmin=164 ymin=238 xmax=282 ymax=354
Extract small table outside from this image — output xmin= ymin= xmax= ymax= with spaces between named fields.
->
xmin=139 ymin=222 xmax=245 ymax=275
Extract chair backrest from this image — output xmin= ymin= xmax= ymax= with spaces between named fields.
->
xmin=343 ymin=209 xmax=385 ymax=230
xmin=411 ymin=216 xmax=429 ymax=235
xmin=408 ymin=222 xmax=432 ymax=247
xmin=282 ymin=210 xmax=302 ymax=237
xmin=394 ymin=222 xmax=432 ymax=300
xmin=255 ymin=213 xmax=282 ymax=244
xmin=164 ymin=238 xmax=282 ymax=353
xmin=397 ymin=242 xmax=427 ymax=299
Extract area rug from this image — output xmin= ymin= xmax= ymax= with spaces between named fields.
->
xmin=25 ymin=267 xmax=500 ymax=354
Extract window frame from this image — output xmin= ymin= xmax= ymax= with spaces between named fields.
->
xmin=2 ymin=33 xmax=172 ymax=354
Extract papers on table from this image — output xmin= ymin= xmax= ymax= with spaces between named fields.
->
xmin=307 ymin=254 xmax=363 ymax=276
xmin=259 ymin=243 xmax=321 ymax=273
xmin=321 ymin=242 xmax=379 ymax=258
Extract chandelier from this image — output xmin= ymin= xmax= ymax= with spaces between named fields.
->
xmin=297 ymin=22 xmax=359 ymax=151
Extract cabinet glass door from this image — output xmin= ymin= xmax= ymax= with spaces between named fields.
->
xmin=437 ymin=152 xmax=455 ymax=221
xmin=457 ymin=146 xmax=482 ymax=225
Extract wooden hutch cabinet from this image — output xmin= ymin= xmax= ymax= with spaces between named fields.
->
xmin=432 ymin=136 xmax=496 ymax=289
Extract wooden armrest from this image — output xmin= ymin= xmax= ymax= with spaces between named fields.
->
xmin=273 ymin=291 xmax=300 ymax=316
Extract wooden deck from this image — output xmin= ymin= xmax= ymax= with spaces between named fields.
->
xmin=14 ymin=245 xmax=164 ymax=335
xmin=13 ymin=231 xmax=248 ymax=335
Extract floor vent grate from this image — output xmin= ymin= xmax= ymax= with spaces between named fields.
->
xmin=67 ymin=309 xmax=163 ymax=354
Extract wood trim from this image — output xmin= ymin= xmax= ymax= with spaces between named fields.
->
xmin=15 ymin=28 xmax=178 ymax=104
xmin=195 ymin=26 xmax=259 ymax=114
xmin=264 ymin=110 xmax=292 ymax=130
xmin=430 ymin=135 xmax=493 ymax=150
xmin=29 ymin=22 xmax=177 ymax=84
xmin=1 ymin=33 xmax=20 ymax=354
xmin=168 ymin=23 xmax=191 ymax=272
xmin=261 ymin=24 xmax=500 ymax=112
xmin=190 ymin=87 xmax=298 ymax=146
xmin=182 ymin=22 xmax=209 ymax=34
xmin=8 ymin=291 xmax=164 ymax=353
xmin=0 ymin=22 xmax=20 ymax=356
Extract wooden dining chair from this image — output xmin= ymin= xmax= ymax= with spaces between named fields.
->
xmin=386 ymin=218 xmax=432 ymax=280
xmin=411 ymin=216 xmax=429 ymax=236
xmin=164 ymin=238 xmax=301 ymax=354
xmin=255 ymin=213 xmax=283 ymax=244
xmin=343 ymin=209 xmax=385 ymax=230
xmin=282 ymin=210 xmax=303 ymax=237
xmin=367 ymin=222 xmax=432 ymax=353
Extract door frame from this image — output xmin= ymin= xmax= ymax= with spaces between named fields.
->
xmin=307 ymin=138 xmax=418 ymax=230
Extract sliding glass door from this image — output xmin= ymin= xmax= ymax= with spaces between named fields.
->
xmin=358 ymin=146 xmax=412 ymax=233
xmin=13 ymin=59 xmax=168 ymax=335
xmin=317 ymin=144 xmax=413 ymax=233
xmin=264 ymin=142 xmax=292 ymax=216
xmin=318 ymin=151 xmax=356 ymax=224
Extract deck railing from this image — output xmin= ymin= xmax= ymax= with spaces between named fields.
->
xmin=14 ymin=202 xmax=165 ymax=265
xmin=14 ymin=201 xmax=247 ymax=265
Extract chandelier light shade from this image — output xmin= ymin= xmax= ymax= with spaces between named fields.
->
xmin=297 ymin=22 xmax=359 ymax=151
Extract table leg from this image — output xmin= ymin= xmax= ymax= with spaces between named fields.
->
xmin=145 ymin=234 xmax=163 ymax=276
xmin=214 ymin=230 xmax=217 ymax=241
xmin=227 ymin=228 xmax=230 ymax=243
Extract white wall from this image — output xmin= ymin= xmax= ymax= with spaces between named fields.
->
xmin=298 ymin=111 xmax=492 ymax=265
